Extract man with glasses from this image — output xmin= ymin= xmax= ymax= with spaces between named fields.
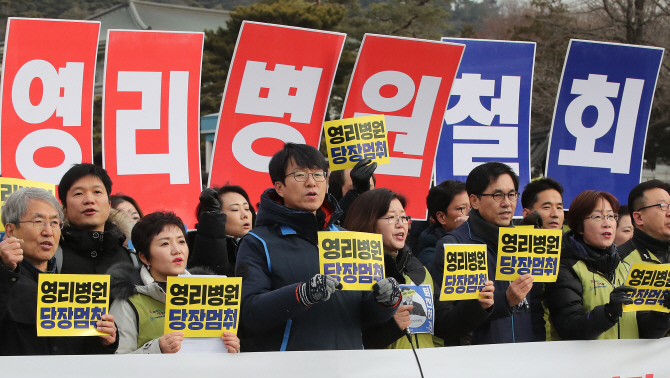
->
xmin=521 ymin=177 xmax=565 ymax=230
xmin=620 ymin=180 xmax=670 ymax=265
xmin=416 ymin=180 xmax=470 ymax=270
xmin=235 ymin=143 xmax=400 ymax=352
xmin=0 ymin=188 xmax=118 ymax=355
xmin=430 ymin=162 xmax=543 ymax=345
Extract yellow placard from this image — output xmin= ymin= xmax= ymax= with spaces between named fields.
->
xmin=622 ymin=263 xmax=670 ymax=313
xmin=36 ymin=274 xmax=110 ymax=337
xmin=496 ymin=228 xmax=562 ymax=282
xmin=323 ymin=114 xmax=391 ymax=171
xmin=164 ymin=276 xmax=242 ymax=337
xmin=318 ymin=231 xmax=385 ymax=291
xmin=514 ymin=225 xmax=536 ymax=229
xmin=439 ymin=244 xmax=488 ymax=301
xmin=0 ymin=177 xmax=56 ymax=232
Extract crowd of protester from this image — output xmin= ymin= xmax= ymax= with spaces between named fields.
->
xmin=1 ymin=142 xmax=669 ymax=355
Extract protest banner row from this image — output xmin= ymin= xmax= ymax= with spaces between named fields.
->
xmin=0 ymin=18 xmax=664 ymax=224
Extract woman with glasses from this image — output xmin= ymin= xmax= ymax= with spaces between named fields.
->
xmin=544 ymin=190 xmax=670 ymax=340
xmin=344 ymin=189 xmax=441 ymax=349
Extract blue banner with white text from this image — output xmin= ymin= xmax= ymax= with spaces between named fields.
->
xmin=435 ymin=38 xmax=535 ymax=216
xmin=545 ymin=40 xmax=664 ymax=208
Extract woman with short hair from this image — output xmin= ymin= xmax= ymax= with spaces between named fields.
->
xmin=109 ymin=211 xmax=240 ymax=354
xmin=544 ymin=190 xmax=670 ymax=340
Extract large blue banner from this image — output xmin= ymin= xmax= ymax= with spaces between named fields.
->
xmin=435 ymin=38 xmax=535 ymax=216
xmin=546 ymin=40 xmax=664 ymax=208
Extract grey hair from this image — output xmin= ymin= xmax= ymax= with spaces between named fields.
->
xmin=1 ymin=187 xmax=63 ymax=227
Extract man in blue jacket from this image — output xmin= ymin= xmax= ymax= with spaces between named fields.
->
xmin=235 ymin=143 xmax=401 ymax=352
xmin=431 ymin=162 xmax=544 ymax=344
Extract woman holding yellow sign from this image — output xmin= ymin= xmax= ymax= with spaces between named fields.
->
xmin=109 ymin=211 xmax=240 ymax=354
xmin=544 ymin=190 xmax=670 ymax=340
xmin=345 ymin=189 xmax=496 ymax=349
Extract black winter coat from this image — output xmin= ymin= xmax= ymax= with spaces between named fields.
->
xmin=235 ymin=189 xmax=397 ymax=352
xmin=59 ymin=221 xmax=136 ymax=274
xmin=0 ymin=259 xmax=117 ymax=355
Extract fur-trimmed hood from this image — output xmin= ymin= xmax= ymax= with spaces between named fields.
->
xmin=109 ymin=262 xmax=215 ymax=303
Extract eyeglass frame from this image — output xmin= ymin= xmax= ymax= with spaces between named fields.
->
xmin=479 ymin=191 xmax=519 ymax=202
xmin=285 ymin=171 xmax=328 ymax=183
xmin=378 ymin=215 xmax=412 ymax=224
xmin=17 ymin=219 xmax=64 ymax=230
xmin=636 ymin=202 xmax=670 ymax=213
xmin=447 ymin=206 xmax=471 ymax=216
xmin=584 ymin=214 xmax=619 ymax=223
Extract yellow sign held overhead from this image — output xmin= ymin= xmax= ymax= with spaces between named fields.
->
xmin=323 ymin=114 xmax=390 ymax=171
xmin=164 ymin=276 xmax=242 ymax=337
xmin=318 ymin=231 xmax=385 ymax=291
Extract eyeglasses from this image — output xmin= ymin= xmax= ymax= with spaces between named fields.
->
xmin=636 ymin=203 xmax=670 ymax=212
xmin=18 ymin=219 xmax=64 ymax=230
xmin=379 ymin=215 xmax=412 ymax=224
xmin=285 ymin=171 xmax=327 ymax=182
xmin=480 ymin=192 xmax=519 ymax=202
xmin=584 ymin=214 xmax=618 ymax=223
xmin=449 ymin=206 xmax=470 ymax=216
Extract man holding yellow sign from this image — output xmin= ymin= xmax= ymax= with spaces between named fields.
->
xmin=235 ymin=144 xmax=399 ymax=352
xmin=0 ymin=188 xmax=117 ymax=355
xmin=430 ymin=162 xmax=538 ymax=345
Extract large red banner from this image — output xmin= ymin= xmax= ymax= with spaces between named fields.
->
xmin=0 ymin=18 xmax=99 ymax=184
xmin=103 ymin=30 xmax=204 ymax=228
xmin=341 ymin=34 xmax=465 ymax=219
xmin=208 ymin=21 xmax=346 ymax=205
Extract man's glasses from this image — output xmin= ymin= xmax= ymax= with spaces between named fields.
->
xmin=449 ymin=206 xmax=471 ymax=216
xmin=285 ymin=171 xmax=327 ymax=182
xmin=480 ymin=192 xmax=519 ymax=202
xmin=636 ymin=203 xmax=670 ymax=212
xmin=18 ymin=219 xmax=64 ymax=230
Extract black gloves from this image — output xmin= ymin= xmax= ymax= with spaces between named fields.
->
xmin=199 ymin=188 xmax=221 ymax=213
xmin=605 ymin=286 xmax=634 ymax=321
xmin=373 ymin=277 xmax=401 ymax=307
xmin=297 ymin=274 xmax=343 ymax=307
xmin=664 ymin=291 xmax=670 ymax=310
xmin=350 ymin=158 xmax=377 ymax=193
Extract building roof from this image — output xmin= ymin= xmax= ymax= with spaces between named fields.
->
xmin=87 ymin=0 xmax=230 ymax=42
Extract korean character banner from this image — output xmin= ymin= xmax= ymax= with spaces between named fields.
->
xmin=399 ymin=284 xmax=434 ymax=335
xmin=319 ymin=231 xmax=385 ymax=290
xmin=545 ymin=40 xmax=664 ymax=208
xmin=622 ymin=263 xmax=670 ymax=313
xmin=435 ymin=38 xmax=535 ymax=218
xmin=440 ymin=244 xmax=488 ymax=301
xmin=496 ymin=228 xmax=562 ymax=282
xmin=37 ymin=274 xmax=110 ymax=337
xmin=323 ymin=114 xmax=391 ymax=171
xmin=164 ymin=276 xmax=243 ymax=337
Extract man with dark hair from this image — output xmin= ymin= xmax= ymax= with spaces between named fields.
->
xmin=57 ymin=163 xmax=137 ymax=274
xmin=0 ymin=188 xmax=118 ymax=355
xmin=520 ymin=177 xmax=564 ymax=230
xmin=416 ymin=180 xmax=469 ymax=269
xmin=430 ymin=162 xmax=543 ymax=344
xmin=619 ymin=180 xmax=670 ymax=265
xmin=235 ymin=143 xmax=400 ymax=351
